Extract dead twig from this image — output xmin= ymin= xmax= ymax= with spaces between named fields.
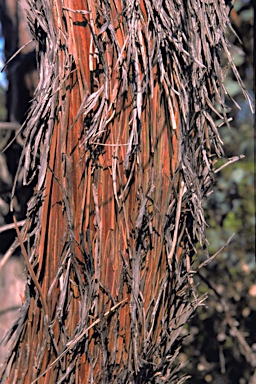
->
xmin=214 ymin=155 xmax=245 ymax=173
xmin=192 ymin=233 xmax=236 ymax=272
xmin=0 ymin=122 xmax=21 ymax=131
xmin=1 ymin=39 xmax=34 ymax=72
xmin=0 ymin=240 xmax=19 ymax=272
xmin=167 ymin=181 xmax=186 ymax=267
xmin=13 ymin=215 xmax=48 ymax=318
xmin=0 ymin=219 xmax=25 ymax=234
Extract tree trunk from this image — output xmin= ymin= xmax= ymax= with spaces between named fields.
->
xmin=0 ymin=1 xmax=251 ymax=383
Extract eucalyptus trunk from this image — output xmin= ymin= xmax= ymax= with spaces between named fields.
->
xmin=0 ymin=0 xmax=251 ymax=383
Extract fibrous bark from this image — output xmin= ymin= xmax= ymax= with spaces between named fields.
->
xmin=0 ymin=0 xmax=252 ymax=383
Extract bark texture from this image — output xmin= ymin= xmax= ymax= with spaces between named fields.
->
xmin=0 ymin=0 xmax=252 ymax=383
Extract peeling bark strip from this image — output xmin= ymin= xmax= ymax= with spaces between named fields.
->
xmin=0 ymin=1 xmax=252 ymax=383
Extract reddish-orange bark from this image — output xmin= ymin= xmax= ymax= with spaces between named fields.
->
xmin=1 ymin=0 xmax=245 ymax=382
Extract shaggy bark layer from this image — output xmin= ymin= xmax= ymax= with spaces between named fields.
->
xmin=0 ymin=0 xmax=252 ymax=383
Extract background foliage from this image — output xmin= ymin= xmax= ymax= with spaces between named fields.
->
xmin=179 ymin=1 xmax=255 ymax=383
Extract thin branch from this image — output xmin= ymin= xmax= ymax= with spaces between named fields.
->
xmin=0 ymin=240 xmax=19 ymax=272
xmin=0 ymin=122 xmax=21 ymax=130
xmin=1 ymin=39 xmax=34 ymax=72
xmin=214 ymin=155 xmax=245 ymax=173
xmin=62 ymin=7 xmax=90 ymax=15
xmin=89 ymin=141 xmax=129 ymax=146
xmin=167 ymin=181 xmax=186 ymax=266
xmin=196 ymin=233 xmax=235 ymax=271
xmin=13 ymin=215 xmax=48 ymax=318
xmin=0 ymin=219 xmax=25 ymax=234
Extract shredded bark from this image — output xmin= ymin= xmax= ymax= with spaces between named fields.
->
xmin=0 ymin=0 xmax=253 ymax=383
